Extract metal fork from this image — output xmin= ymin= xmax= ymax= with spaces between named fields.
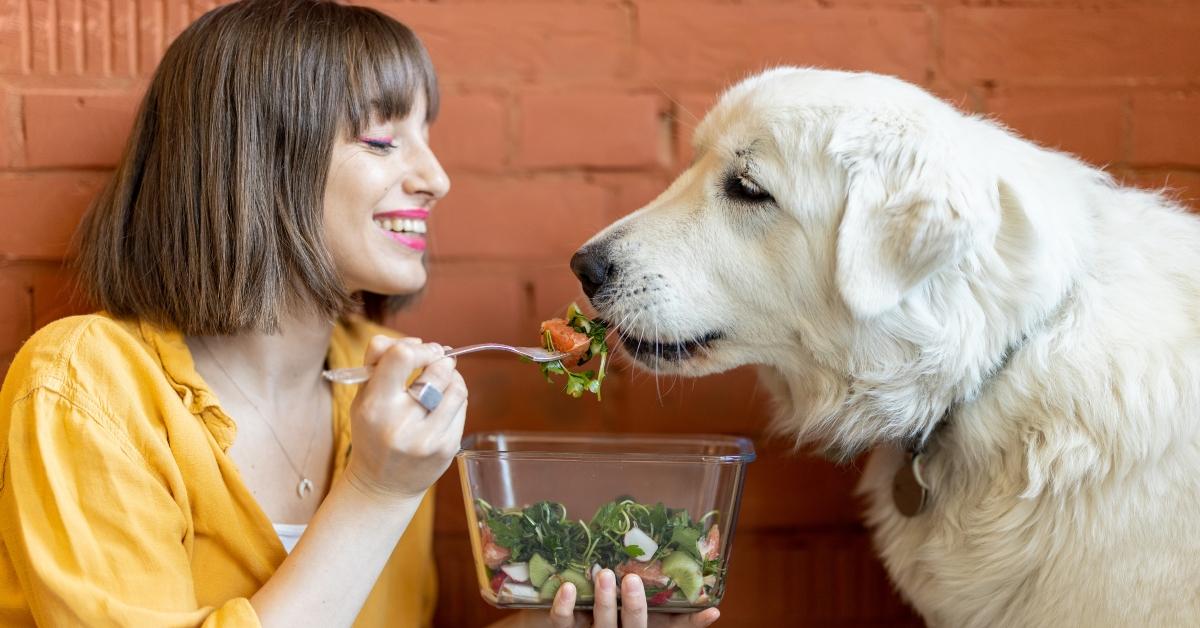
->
xmin=321 ymin=343 xmax=569 ymax=385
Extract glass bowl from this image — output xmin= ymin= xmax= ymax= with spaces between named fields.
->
xmin=456 ymin=431 xmax=755 ymax=613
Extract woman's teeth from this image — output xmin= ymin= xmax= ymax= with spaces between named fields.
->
xmin=374 ymin=217 xmax=427 ymax=235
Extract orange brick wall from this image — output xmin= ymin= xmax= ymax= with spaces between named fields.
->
xmin=2 ymin=1 xmax=1199 ymax=627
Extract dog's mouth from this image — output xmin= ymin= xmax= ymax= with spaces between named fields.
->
xmin=614 ymin=328 xmax=725 ymax=364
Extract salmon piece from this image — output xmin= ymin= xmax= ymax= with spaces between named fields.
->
xmin=540 ymin=318 xmax=591 ymax=363
xmin=698 ymin=524 xmax=720 ymax=560
xmin=614 ymin=559 xmax=671 ymax=588
xmin=481 ymin=525 xmax=511 ymax=569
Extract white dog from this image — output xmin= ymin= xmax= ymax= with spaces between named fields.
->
xmin=571 ymin=67 xmax=1200 ymax=627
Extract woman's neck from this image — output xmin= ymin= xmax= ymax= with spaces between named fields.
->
xmin=186 ymin=309 xmax=336 ymax=411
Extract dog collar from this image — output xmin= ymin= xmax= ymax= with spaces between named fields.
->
xmin=891 ymin=334 xmax=1030 ymax=517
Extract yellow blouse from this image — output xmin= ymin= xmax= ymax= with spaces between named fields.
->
xmin=0 ymin=313 xmax=437 ymax=627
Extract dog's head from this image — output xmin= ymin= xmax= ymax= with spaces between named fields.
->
xmin=575 ymin=68 xmax=1066 ymax=457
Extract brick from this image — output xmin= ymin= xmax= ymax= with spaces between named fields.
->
xmin=944 ymin=8 xmax=1200 ymax=84
xmin=985 ymin=90 xmax=1126 ymax=166
xmin=57 ymin=0 xmax=83 ymax=75
xmin=738 ymin=443 xmax=867 ymax=528
xmin=28 ymin=0 xmax=58 ymax=74
xmin=367 ymin=2 xmax=630 ymax=83
xmin=83 ymin=0 xmax=110 ymax=75
xmin=671 ymin=91 xmax=720 ymax=169
xmin=0 ymin=268 xmax=33 ymax=357
xmin=30 ymin=264 xmax=88 ymax=328
xmin=607 ymin=364 xmax=775 ymax=436
xmin=111 ymin=0 xmax=136 ymax=76
xmin=137 ymin=0 xmax=165 ymax=74
xmin=0 ymin=90 xmax=20 ymax=168
xmin=450 ymin=355 xmax=613 ymax=432
xmin=387 ymin=262 xmax=524 ymax=347
xmin=430 ymin=175 xmax=609 ymax=261
xmin=0 ymin=0 xmax=26 ymax=73
xmin=1119 ymin=169 xmax=1200 ymax=211
xmin=432 ymin=92 xmax=508 ymax=172
xmin=24 ymin=91 xmax=142 ymax=167
xmin=515 ymin=92 xmax=668 ymax=169
xmin=527 ymin=263 xmax=588 ymax=329
xmin=1131 ymin=93 xmax=1200 ymax=167
xmin=719 ymin=530 xmax=922 ymax=624
xmin=0 ymin=172 xmax=109 ymax=259
xmin=591 ymin=172 xmax=673 ymax=224
xmin=636 ymin=6 xmax=931 ymax=87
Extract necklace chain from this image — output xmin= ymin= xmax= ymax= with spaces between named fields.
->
xmin=199 ymin=338 xmax=320 ymax=499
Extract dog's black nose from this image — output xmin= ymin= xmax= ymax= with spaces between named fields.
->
xmin=571 ymin=244 xmax=612 ymax=299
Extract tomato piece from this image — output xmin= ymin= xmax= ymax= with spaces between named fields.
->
xmin=647 ymin=588 xmax=674 ymax=606
xmin=481 ymin=525 xmax=511 ymax=569
xmin=490 ymin=570 xmax=507 ymax=594
xmin=540 ymin=318 xmax=591 ymax=363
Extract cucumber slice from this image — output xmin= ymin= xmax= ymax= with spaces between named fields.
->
xmin=529 ymin=553 xmax=554 ymax=587
xmin=559 ymin=569 xmax=594 ymax=599
xmin=538 ymin=574 xmax=563 ymax=601
xmin=661 ymin=552 xmax=703 ymax=603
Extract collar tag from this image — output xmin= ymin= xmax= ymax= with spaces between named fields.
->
xmin=892 ymin=451 xmax=929 ymax=517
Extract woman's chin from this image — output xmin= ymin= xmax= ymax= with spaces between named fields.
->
xmin=359 ymin=272 xmax=427 ymax=297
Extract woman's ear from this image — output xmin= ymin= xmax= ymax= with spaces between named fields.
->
xmin=828 ymin=109 xmax=999 ymax=319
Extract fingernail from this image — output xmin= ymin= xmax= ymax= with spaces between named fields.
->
xmin=598 ymin=570 xmax=613 ymax=592
xmin=623 ymin=574 xmax=643 ymax=594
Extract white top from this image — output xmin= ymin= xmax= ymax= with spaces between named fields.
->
xmin=273 ymin=522 xmax=308 ymax=554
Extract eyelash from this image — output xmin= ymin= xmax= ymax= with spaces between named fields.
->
xmin=724 ymin=170 xmax=774 ymax=204
xmin=360 ymin=137 xmax=397 ymax=152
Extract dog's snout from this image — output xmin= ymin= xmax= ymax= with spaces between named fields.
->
xmin=571 ymin=244 xmax=613 ymax=299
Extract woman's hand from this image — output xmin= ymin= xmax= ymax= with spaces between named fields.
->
xmin=344 ymin=336 xmax=468 ymax=503
xmin=500 ymin=570 xmax=720 ymax=628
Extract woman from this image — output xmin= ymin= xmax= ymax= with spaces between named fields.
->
xmin=0 ymin=1 xmax=720 ymax=627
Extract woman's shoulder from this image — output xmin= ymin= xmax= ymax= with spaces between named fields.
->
xmin=2 ymin=313 xmax=162 ymax=413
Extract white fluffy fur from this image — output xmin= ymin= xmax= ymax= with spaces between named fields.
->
xmin=580 ymin=68 xmax=1200 ymax=626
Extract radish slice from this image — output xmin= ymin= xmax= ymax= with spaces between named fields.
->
xmin=624 ymin=527 xmax=658 ymax=562
xmin=501 ymin=562 xmax=530 ymax=583
xmin=498 ymin=581 xmax=540 ymax=603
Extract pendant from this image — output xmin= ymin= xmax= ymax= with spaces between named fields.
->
xmin=297 ymin=478 xmax=314 ymax=499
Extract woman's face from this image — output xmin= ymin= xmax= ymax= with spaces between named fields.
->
xmin=323 ymin=91 xmax=450 ymax=296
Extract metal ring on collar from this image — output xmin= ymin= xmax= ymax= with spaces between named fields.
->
xmin=407 ymin=381 xmax=444 ymax=413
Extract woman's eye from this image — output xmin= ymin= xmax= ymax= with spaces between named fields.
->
xmin=724 ymin=172 xmax=774 ymax=203
xmin=360 ymin=137 xmax=397 ymax=152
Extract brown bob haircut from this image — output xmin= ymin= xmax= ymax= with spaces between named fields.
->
xmin=75 ymin=0 xmax=438 ymax=335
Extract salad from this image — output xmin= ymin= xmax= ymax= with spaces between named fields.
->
xmin=538 ymin=303 xmax=609 ymax=399
xmin=475 ymin=497 xmax=723 ymax=608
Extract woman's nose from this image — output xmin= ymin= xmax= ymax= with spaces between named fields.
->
xmin=402 ymin=146 xmax=451 ymax=201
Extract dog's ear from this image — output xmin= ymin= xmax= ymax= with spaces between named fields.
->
xmin=829 ymin=110 xmax=998 ymax=319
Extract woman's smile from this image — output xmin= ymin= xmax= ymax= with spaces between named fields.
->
xmin=373 ymin=208 xmax=429 ymax=252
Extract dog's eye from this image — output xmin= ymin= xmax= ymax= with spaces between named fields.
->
xmin=724 ymin=172 xmax=774 ymax=204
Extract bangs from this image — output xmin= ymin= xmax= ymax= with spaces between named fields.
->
xmin=342 ymin=8 xmax=439 ymax=135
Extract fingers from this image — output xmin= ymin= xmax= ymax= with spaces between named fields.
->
xmin=431 ymin=371 xmax=469 ymax=441
xmin=619 ymin=574 xmax=648 ymax=628
xmin=360 ymin=338 xmax=444 ymax=418
xmin=591 ymin=569 xmax=617 ymax=628
xmin=546 ymin=582 xmax=577 ymax=628
xmin=363 ymin=335 xmax=420 ymax=367
xmin=685 ymin=608 xmax=720 ymax=627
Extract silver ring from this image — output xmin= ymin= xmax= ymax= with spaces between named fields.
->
xmin=407 ymin=381 xmax=443 ymax=413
